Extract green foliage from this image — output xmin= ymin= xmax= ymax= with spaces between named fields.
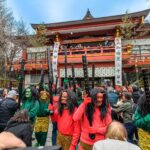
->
xmin=131 ymin=75 xmax=150 ymax=87
xmin=137 ymin=23 xmax=150 ymax=38
xmin=0 ymin=77 xmax=18 ymax=87
xmin=29 ymin=24 xmax=49 ymax=47
xmin=120 ymin=11 xmax=136 ymax=40
xmin=132 ymin=79 xmax=143 ymax=87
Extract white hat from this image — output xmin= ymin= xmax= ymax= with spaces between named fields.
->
xmin=7 ymin=90 xmax=19 ymax=98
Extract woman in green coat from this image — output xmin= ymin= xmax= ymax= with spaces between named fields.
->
xmin=134 ymin=95 xmax=150 ymax=150
xmin=34 ymin=91 xmax=50 ymax=146
xmin=21 ymin=87 xmax=39 ymax=124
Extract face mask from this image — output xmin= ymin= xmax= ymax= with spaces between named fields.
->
xmin=25 ymin=88 xmax=31 ymax=98
xmin=61 ymin=92 xmax=68 ymax=104
xmin=40 ymin=93 xmax=48 ymax=100
xmin=96 ymin=93 xmax=104 ymax=107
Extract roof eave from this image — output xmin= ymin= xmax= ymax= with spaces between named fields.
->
xmin=31 ymin=9 xmax=150 ymax=30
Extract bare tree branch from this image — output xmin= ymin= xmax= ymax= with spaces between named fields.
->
xmin=0 ymin=0 xmax=29 ymax=78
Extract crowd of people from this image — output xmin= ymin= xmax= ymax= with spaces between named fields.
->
xmin=0 ymin=83 xmax=149 ymax=150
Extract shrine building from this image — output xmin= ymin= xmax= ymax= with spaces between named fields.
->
xmin=10 ymin=9 xmax=150 ymax=87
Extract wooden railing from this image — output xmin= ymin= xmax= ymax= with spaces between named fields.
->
xmin=8 ymin=46 xmax=150 ymax=70
xmin=9 ymin=46 xmax=128 ymax=64
xmin=59 ymin=46 xmax=128 ymax=55
xmin=129 ymin=53 xmax=150 ymax=66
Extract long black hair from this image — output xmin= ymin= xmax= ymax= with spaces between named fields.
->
xmin=138 ymin=94 xmax=150 ymax=116
xmin=86 ymin=88 xmax=109 ymax=125
xmin=22 ymin=87 xmax=39 ymax=105
xmin=58 ymin=89 xmax=77 ymax=116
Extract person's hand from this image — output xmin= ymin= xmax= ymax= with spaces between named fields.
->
xmin=48 ymin=104 xmax=54 ymax=111
xmin=144 ymin=114 xmax=150 ymax=122
xmin=83 ymin=97 xmax=92 ymax=105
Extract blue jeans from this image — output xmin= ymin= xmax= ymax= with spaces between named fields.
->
xmin=52 ymin=122 xmax=57 ymax=145
xmin=124 ymin=122 xmax=135 ymax=144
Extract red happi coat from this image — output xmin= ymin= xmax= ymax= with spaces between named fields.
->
xmin=49 ymin=105 xmax=81 ymax=150
xmin=73 ymin=103 xmax=112 ymax=145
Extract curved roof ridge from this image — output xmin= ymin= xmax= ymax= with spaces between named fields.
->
xmin=31 ymin=9 xmax=150 ymax=29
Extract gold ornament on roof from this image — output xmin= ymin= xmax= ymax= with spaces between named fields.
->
xmin=55 ymin=34 xmax=60 ymax=42
xmin=116 ymin=29 xmax=120 ymax=37
xmin=141 ymin=16 xmax=145 ymax=24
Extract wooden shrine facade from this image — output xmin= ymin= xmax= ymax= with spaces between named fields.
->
xmin=8 ymin=9 xmax=150 ymax=87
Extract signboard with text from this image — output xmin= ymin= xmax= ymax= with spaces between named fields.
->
xmin=52 ymin=42 xmax=60 ymax=84
xmin=115 ymin=37 xmax=122 ymax=86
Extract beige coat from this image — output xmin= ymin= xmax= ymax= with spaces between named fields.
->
xmin=0 ymin=132 xmax=26 ymax=150
xmin=93 ymin=139 xmax=141 ymax=150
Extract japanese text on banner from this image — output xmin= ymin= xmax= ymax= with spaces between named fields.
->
xmin=115 ymin=37 xmax=122 ymax=86
xmin=52 ymin=42 xmax=60 ymax=84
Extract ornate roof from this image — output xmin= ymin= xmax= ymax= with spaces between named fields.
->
xmin=31 ymin=9 xmax=150 ymax=29
xmin=83 ymin=9 xmax=94 ymax=20
xmin=45 ymin=24 xmax=119 ymax=36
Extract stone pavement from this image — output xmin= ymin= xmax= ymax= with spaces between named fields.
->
xmin=32 ymin=121 xmax=53 ymax=146
xmin=45 ymin=121 xmax=53 ymax=146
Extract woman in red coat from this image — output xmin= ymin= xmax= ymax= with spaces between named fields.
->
xmin=73 ymin=88 xmax=112 ymax=150
xmin=49 ymin=89 xmax=80 ymax=150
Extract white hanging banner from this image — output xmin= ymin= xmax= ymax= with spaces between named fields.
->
xmin=115 ymin=37 xmax=122 ymax=86
xmin=52 ymin=42 xmax=60 ymax=84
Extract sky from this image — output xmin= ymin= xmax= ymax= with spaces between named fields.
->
xmin=6 ymin=0 xmax=150 ymax=33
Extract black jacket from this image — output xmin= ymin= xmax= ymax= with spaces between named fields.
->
xmin=132 ymin=91 xmax=141 ymax=104
xmin=0 ymin=98 xmax=18 ymax=129
xmin=5 ymin=120 xmax=33 ymax=146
